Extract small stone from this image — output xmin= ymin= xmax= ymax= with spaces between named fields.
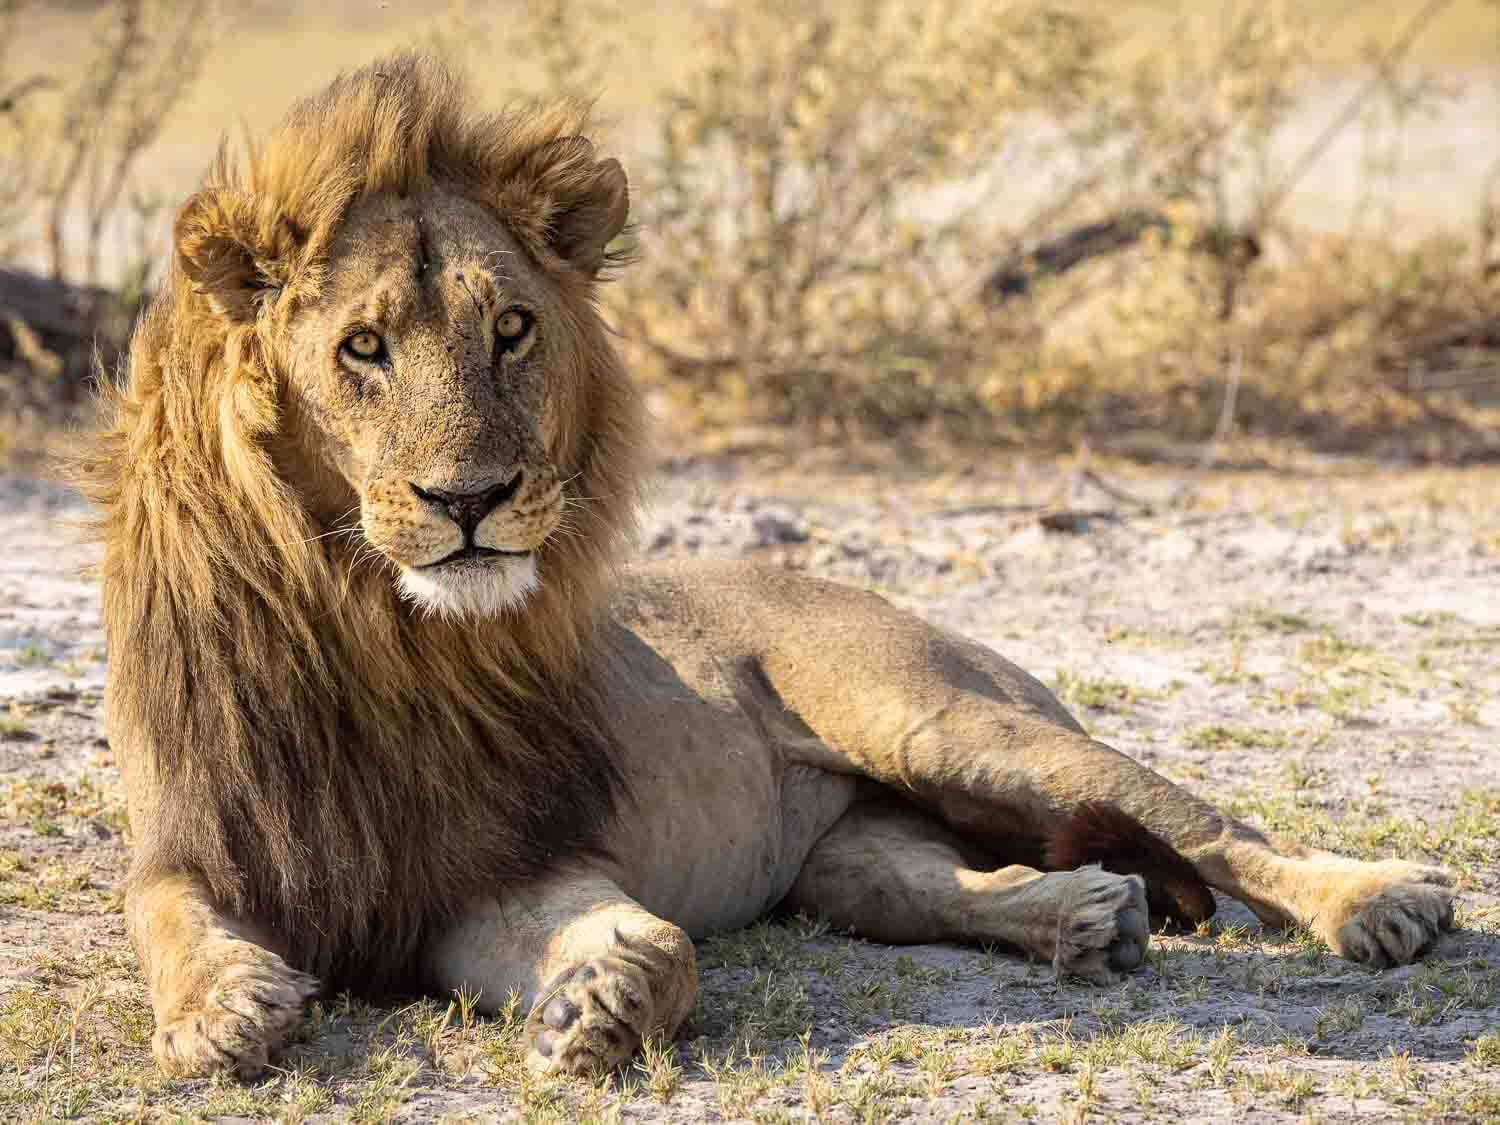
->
xmin=751 ymin=511 xmax=809 ymax=547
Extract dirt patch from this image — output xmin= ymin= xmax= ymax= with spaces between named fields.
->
xmin=1 ymin=459 xmax=1496 ymax=1122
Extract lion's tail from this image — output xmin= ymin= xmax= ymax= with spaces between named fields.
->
xmin=1044 ymin=802 xmax=1217 ymax=927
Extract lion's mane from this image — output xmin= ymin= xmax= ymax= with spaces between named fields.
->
xmin=70 ymin=54 xmax=645 ymax=989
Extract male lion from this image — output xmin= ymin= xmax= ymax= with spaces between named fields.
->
xmin=79 ymin=54 xmax=1456 ymax=1079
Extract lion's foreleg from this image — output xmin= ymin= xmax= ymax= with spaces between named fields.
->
xmin=422 ymin=869 xmax=697 ymax=1075
xmin=128 ymin=873 xmax=317 ymax=1077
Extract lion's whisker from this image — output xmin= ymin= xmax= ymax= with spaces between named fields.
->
xmin=276 ymin=504 xmax=364 ymax=548
xmin=292 ymin=525 xmax=360 ymax=547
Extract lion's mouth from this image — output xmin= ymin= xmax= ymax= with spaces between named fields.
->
xmin=397 ymin=542 xmax=540 ymax=618
xmin=421 ymin=544 xmax=533 ymax=569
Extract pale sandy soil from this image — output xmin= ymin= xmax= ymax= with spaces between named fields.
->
xmin=0 ymin=456 xmax=1496 ymax=1122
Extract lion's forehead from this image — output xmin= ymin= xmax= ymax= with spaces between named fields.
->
xmin=325 ymin=186 xmax=530 ymax=307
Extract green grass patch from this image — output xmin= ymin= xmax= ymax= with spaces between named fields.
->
xmin=1055 ymin=671 xmax=1148 ymax=712
xmin=1249 ymin=609 xmax=1316 ymax=634
xmin=1188 ymin=724 xmax=1285 ymax=751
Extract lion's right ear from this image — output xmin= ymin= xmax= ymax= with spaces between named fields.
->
xmin=500 ymin=136 xmax=630 ymax=279
xmin=174 ymin=188 xmax=301 ymax=322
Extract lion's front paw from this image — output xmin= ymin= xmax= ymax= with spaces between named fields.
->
xmin=1325 ymin=863 xmax=1456 ymax=968
xmin=153 ymin=943 xmax=318 ymax=1079
xmin=1053 ymin=866 xmax=1150 ymax=985
xmin=525 ymin=956 xmax=655 ymax=1075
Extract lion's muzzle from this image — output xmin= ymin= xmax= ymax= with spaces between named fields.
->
xmin=361 ymin=462 xmax=565 ymax=618
xmin=409 ymin=473 xmax=525 ymax=559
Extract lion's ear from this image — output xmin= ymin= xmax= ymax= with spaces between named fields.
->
xmin=549 ymin=155 xmax=629 ymax=277
xmin=506 ymin=138 xmax=629 ymax=278
xmin=174 ymin=187 xmax=301 ymax=322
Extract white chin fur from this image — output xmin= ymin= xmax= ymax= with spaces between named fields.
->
xmin=396 ymin=555 xmax=538 ymax=619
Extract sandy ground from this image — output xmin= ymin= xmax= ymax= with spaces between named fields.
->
xmin=0 ymin=455 xmax=1496 ymax=1121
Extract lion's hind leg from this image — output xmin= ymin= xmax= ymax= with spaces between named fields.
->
xmin=783 ymin=800 xmax=1150 ymax=984
xmin=742 ymin=569 xmax=1454 ymax=968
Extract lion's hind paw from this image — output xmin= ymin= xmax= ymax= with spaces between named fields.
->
xmin=1330 ymin=865 xmax=1456 ymax=968
xmin=1053 ymin=866 xmax=1150 ymax=985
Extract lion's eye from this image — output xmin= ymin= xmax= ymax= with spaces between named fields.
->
xmin=494 ymin=309 xmax=533 ymax=352
xmin=341 ymin=331 xmax=385 ymax=362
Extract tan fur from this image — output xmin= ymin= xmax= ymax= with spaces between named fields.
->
xmin=76 ymin=54 xmax=1458 ymax=1080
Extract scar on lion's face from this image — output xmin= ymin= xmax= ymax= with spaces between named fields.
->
xmin=285 ymin=186 xmax=577 ymax=618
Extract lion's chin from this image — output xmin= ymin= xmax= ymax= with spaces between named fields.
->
xmin=395 ymin=554 xmax=539 ymax=620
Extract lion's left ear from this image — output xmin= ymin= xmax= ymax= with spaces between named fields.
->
xmin=504 ymin=137 xmax=629 ymax=278
xmin=550 ymin=155 xmax=628 ymax=276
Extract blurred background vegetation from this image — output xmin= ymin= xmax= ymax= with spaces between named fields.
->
xmin=0 ymin=0 xmax=1497 ymax=471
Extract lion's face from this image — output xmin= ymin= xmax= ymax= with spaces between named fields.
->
xmin=283 ymin=186 xmax=585 ymax=618
xmin=165 ymin=77 xmax=632 ymax=621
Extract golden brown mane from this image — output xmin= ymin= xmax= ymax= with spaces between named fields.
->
xmin=69 ymin=53 xmax=645 ymax=989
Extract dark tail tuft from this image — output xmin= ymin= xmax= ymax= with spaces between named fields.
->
xmin=1044 ymin=802 xmax=1216 ymax=927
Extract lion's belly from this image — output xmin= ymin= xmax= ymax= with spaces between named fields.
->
xmin=596 ymin=622 xmax=857 ymax=936
xmin=612 ymin=759 xmax=856 ymax=936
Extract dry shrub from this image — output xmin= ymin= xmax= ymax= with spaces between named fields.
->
xmin=0 ymin=0 xmax=213 ymax=470
xmin=7 ymin=0 xmax=1491 ymax=467
xmin=992 ymin=229 xmax=1500 ymax=461
xmin=613 ymin=0 xmax=1125 ymax=439
xmin=6 ymin=0 xmax=215 ymax=287
xmin=560 ymin=0 xmax=1495 ymax=459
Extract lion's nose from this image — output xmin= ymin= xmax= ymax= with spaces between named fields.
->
xmin=409 ymin=473 xmax=523 ymax=541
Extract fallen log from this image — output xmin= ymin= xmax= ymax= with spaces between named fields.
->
xmin=984 ymin=210 xmax=1261 ymax=301
xmin=0 ymin=267 xmax=143 ymax=400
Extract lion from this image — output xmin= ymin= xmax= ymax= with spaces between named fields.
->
xmin=74 ymin=53 xmax=1457 ymax=1079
